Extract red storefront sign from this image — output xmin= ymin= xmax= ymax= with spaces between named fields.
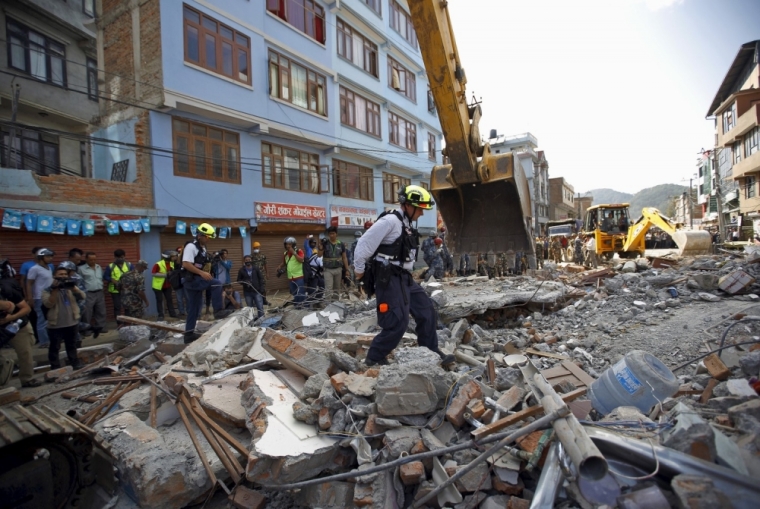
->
xmin=329 ymin=205 xmax=377 ymax=229
xmin=254 ymin=202 xmax=327 ymax=224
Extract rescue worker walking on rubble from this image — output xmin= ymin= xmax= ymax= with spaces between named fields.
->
xmin=182 ymin=224 xmax=233 ymax=344
xmin=277 ymin=237 xmax=306 ymax=308
xmin=353 ymin=185 xmax=455 ymax=367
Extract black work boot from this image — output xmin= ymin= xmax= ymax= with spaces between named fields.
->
xmin=365 ymin=357 xmax=389 ymax=367
xmin=184 ymin=332 xmax=202 ymax=344
xmin=437 ymin=351 xmax=456 ymax=366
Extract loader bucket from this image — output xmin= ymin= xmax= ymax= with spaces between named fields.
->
xmin=671 ymin=230 xmax=712 ymax=257
xmin=430 ymin=151 xmax=534 ymax=256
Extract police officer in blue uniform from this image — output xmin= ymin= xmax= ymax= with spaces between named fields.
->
xmin=353 ymin=185 xmax=455 ymax=367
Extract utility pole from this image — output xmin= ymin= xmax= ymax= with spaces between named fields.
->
xmin=713 ymin=149 xmax=726 ymax=240
xmin=6 ymin=82 xmax=20 ymax=168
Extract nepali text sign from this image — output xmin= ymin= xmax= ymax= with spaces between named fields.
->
xmin=330 ymin=205 xmax=377 ymax=228
xmin=254 ymin=202 xmax=326 ymax=224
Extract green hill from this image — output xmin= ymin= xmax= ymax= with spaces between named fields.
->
xmin=585 ymin=184 xmax=687 ymax=216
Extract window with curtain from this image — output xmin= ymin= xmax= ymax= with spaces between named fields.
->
xmin=7 ymin=19 xmax=66 ymax=87
xmin=269 ymin=51 xmax=327 ymax=116
xmin=172 ymin=117 xmax=240 ymax=183
xmin=262 ymin=142 xmax=320 ymax=193
xmin=340 ymin=86 xmax=381 ymax=137
xmin=267 ymin=0 xmax=325 ymax=44
xmin=336 ymin=19 xmax=378 ymax=77
xmin=333 ymin=160 xmax=374 ymax=200
xmin=388 ymin=57 xmax=416 ymax=102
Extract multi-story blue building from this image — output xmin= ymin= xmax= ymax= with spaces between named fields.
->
xmin=97 ymin=0 xmax=442 ymax=295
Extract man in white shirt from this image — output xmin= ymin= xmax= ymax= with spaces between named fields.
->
xmin=25 ymin=248 xmax=54 ymax=346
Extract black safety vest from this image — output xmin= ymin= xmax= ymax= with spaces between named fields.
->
xmin=182 ymin=240 xmax=209 ymax=273
xmin=375 ymin=211 xmax=420 ymax=263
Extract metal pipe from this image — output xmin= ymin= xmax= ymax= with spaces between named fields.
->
xmin=530 ymin=442 xmax=564 ymax=509
xmin=462 ymin=412 xmax=483 ymax=429
xmin=413 ymin=407 xmax=569 ymax=508
xmin=518 ymin=359 xmax=607 ymax=481
xmin=265 ymin=407 xmax=567 ymax=491
xmin=200 ymin=359 xmax=272 ymax=384
xmin=484 ymin=396 xmax=515 ymax=415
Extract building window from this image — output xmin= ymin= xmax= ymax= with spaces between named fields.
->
xmin=745 ymin=176 xmax=756 ymax=199
xmin=7 ymin=19 xmax=66 ymax=87
xmin=83 ymin=0 xmax=95 ymax=17
xmin=419 ymin=181 xmax=429 ymax=191
xmin=388 ymin=112 xmax=416 ymax=151
xmin=339 ymin=86 xmax=381 ymax=137
xmin=86 ymin=58 xmax=98 ymax=101
xmin=388 ymin=57 xmax=416 ymax=102
xmin=428 ymin=132 xmax=436 ymax=161
xmin=262 ymin=142 xmax=320 ymax=193
xmin=267 ymin=0 xmax=325 ymax=44
xmin=427 ymin=87 xmax=435 ymax=113
xmin=723 ymin=103 xmax=736 ymax=134
xmin=268 ymin=51 xmax=327 ymax=116
xmin=390 ymin=1 xmax=417 ymax=48
xmin=336 ymin=20 xmax=378 ymax=77
xmin=734 ymin=141 xmax=742 ymax=165
xmin=363 ymin=0 xmax=381 ymax=15
xmin=1 ymin=129 xmax=60 ymax=176
xmin=172 ymin=118 xmax=240 ymax=184
xmin=333 ymin=160 xmax=374 ymax=200
xmin=383 ymin=173 xmax=410 ymax=203
xmin=745 ymin=126 xmax=759 ymax=158
xmin=183 ymin=5 xmax=251 ymax=85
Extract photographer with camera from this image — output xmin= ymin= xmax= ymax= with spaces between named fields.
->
xmin=182 ymin=223 xmax=233 ymax=343
xmin=222 ymin=284 xmax=242 ymax=310
xmin=276 ymin=237 xmax=306 ymax=308
xmin=0 ymin=292 xmax=40 ymax=387
xmin=42 ymin=265 xmax=85 ymax=370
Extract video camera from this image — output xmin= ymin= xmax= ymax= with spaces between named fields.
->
xmin=211 ymin=251 xmax=221 ymax=263
xmin=276 ymin=267 xmax=286 ymax=278
xmin=53 ymin=277 xmax=77 ymax=289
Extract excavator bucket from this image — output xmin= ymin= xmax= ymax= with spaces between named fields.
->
xmin=430 ymin=151 xmax=534 ymax=256
xmin=671 ymin=230 xmax=713 ymax=257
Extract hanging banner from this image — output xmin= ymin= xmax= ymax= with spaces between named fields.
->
xmin=66 ymin=219 xmax=82 ymax=236
xmin=140 ymin=218 xmax=151 ymax=232
xmin=218 ymin=227 xmax=229 ymax=239
xmin=23 ymin=214 xmax=37 ymax=231
xmin=37 ymin=216 xmax=53 ymax=233
xmin=239 ymin=226 xmax=247 ymax=238
xmin=106 ymin=221 xmax=120 ymax=235
xmin=189 ymin=224 xmax=198 ymax=236
xmin=82 ymin=220 xmax=95 ymax=236
xmin=329 ymin=205 xmax=377 ymax=229
xmin=131 ymin=220 xmax=143 ymax=233
xmin=119 ymin=220 xmax=134 ymax=232
xmin=2 ymin=209 xmax=22 ymax=229
xmin=52 ymin=217 xmax=67 ymax=235
xmin=176 ymin=221 xmax=186 ymax=234
xmin=254 ymin=202 xmax=326 ymax=224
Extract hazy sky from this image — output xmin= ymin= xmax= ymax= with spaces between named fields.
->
xmin=444 ymin=0 xmax=760 ymax=194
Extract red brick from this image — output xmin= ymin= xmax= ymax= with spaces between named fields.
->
xmin=507 ymin=496 xmax=531 ymax=509
xmin=493 ymin=476 xmax=524 ymax=496
xmin=230 ymin=486 xmax=266 ymax=509
xmin=267 ymin=333 xmax=293 ymax=353
xmin=446 ymin=380 xmax=483 ymax=427
xmin=288 ymin=343 xmax=308 ymax=360
xmin=331 ymin=373 xmax=349 ymax=395
xmin=318 ymin=407 xmax=332 ymax=430
xmin=399 ymin=461 xmax=425 ymax=485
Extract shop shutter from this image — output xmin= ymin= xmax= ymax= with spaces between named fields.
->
xmin=0 ymin=230 xmax=140 ymax=321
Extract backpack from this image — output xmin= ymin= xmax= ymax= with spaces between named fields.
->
xmin=167 ymin=267 xmax=183 ymax=290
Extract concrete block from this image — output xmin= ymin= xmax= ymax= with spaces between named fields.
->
xmin=118 ymin=325 xmax=151 ymax=344
xmin=301 ymin=373 xmax=329 ymax=400
xmin=692 ymin=274 xmax=720 ymax=291
xmin=662 ymin=403 xmax=716 ymax=462
xmin=739 ymin=350 xmax=760 ymax=377
xmin=400 ymin=461 xmax=425 ymax=485
xmin=375 ymin=369 xmax=438 ymax=416
xmin=718 ymin=270 xmax=755 ymax=294
xmin=728 ymin=399 xmax=760 ymax=434
xmin=454 ymin=462 xmax=492 ymax=492
xmin=329 ymin=349 xmax=361 ymax=373
xmin=433 ymin=421 xmax=457 ymax=445
xmin=711 ymin=424 xmax=749 ymax=475
xmin=294 ymin=481 xmax=354 ymax=508
xmin=200 ymin=373 xmax=247 ymax=428
xmin=621 ymin=261 xmax=637 ymax=273
xmin=344 ymin=373 xmax=376 ymax=397
xmin=507 ymin=496 xmax=531 ymax=509
xmin=383 ymin=427 xmax=421 ymax=458
xmin=230 ymin=486 xmax=266 ymax=509
xmin=76 ymin=343 xmax=114 ymax=365
xmin=330 ymin=372 xmax=349 ymax=395
xmin=446 ymin=380 xmax=483 ymax=427
xmin=726 ymin=379 xmax=758 ymax=398
xmin=670 ymin=474 xmax=731 ymax=509
xmin=493 ymin=475 xmax=524 ymax=496
xmin=481 ymin=495 xmax=511 ymax=509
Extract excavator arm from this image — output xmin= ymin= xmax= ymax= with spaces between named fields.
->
xmin=408 ymin=0 xmax=534 ymax=256
xmin=624 ymin=208 xmax=712 ymax=256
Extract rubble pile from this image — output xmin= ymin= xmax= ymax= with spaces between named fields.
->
xmin=6 ymin=251 xmax=760 ymax=508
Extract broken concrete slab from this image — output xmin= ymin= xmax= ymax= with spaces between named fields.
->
xmin=199 ymin=373 xmax=248 ymax=428
xmin=375 ymin=368 xmax=438 ymax=416
xmin=661 ymin=403 xmax=716 ymax=462
xmin=294 ymin=481 xmax=355 ymax=507
xmin=261 ymin=329 xmax=332 ymax=377
xmin=671 ymin=474 xmax=732 ymax=509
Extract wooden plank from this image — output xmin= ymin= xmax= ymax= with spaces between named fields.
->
xmin=486 ymin=358 xmax=496 ymax=386
xmin=699 ymin=378 xmax=719 ymax=405
xmin=540 ymin=366 xmax=571 ymax=379
xmin=525 ymin=348 xmax=568 ymax=360
xmin=116 ymin=315 xmax=185 ymax=333
xmin=150 ymin=385 xmax=157 ymax=428
xmin=176 ymin=399 xmax=217 ymax=487
xmin=472 ymin=388 xmax=587 ymax=439
xmin=703 ymin=354 xmax=731 ymax=381
xmin=544 ymin=375 xmax=579 ymax=387
xmin=0 ymin=387 xmax=20 ymax=406
xmin=561 ymin=360 xmax=595 ymax=387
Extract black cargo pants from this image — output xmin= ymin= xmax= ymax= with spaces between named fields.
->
xmin=366 ymin=268 xmax=440 ymax=363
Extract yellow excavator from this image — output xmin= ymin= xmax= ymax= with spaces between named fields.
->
xmin=408 ymin=1 xmax=534 ymax=258
xmin=623 ymin=207 xmax=712 ymax=257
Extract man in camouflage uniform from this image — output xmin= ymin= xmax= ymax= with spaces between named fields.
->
xmin=534 ymin=238 xmax=544 ymax=268
xmin=428 ymin=239 xmax=446 ymax=280
xmin=119 ymin=261 xmax=149 ymax=319
xmin=550 ymin=237 xmax=562 ymax=263
xmin=251 ymin=242 xmax=268 ymax=304
xmin=573 ymin=235 xmax=584 ymax=264
xmin=477 ymin=254 xmax=488 ymax=277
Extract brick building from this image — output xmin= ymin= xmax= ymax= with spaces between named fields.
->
xmin=0 ymin=0 xmax=160 ymax=319
xmin=548 ymin=177 xmax=576 ymax=220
